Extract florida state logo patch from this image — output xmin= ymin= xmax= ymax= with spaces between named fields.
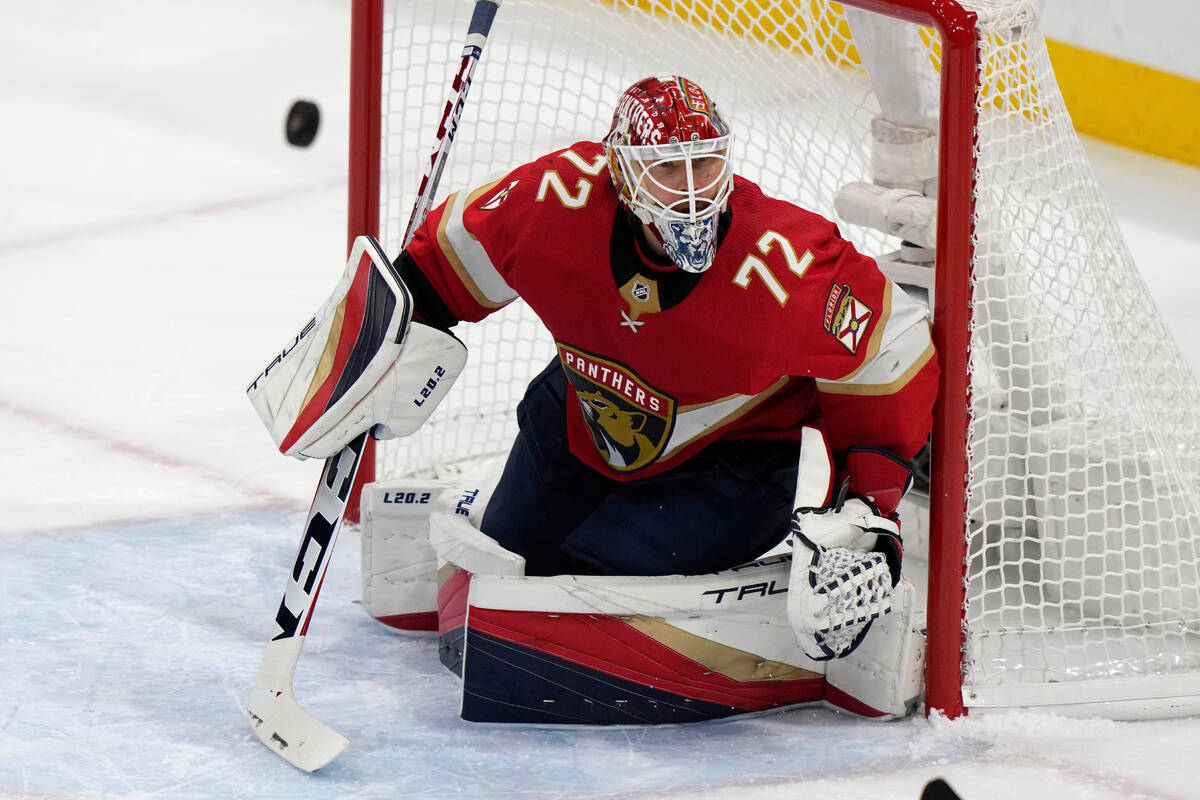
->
xmin=557 ymin=342 xmax=676 ymax=472
xmin=824 ymin=283 xmax=873 ymax=354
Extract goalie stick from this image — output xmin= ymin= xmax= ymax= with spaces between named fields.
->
xmin=246 ymin=0 xmax=504 ymax=772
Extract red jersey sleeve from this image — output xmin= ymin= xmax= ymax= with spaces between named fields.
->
xmin=740 ymin=204 xmax=937 ymax=499
xmin=801 ymin=232 xmax=938 ymax=486
xmin=404 ymin=156 xmax=552 ymax=323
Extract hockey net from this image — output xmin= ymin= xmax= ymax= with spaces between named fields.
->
xmin=351 ymin=0 xmax=1200 ymax=718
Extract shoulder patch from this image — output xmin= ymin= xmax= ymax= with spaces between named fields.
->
xmin=479 ymin=179 xmax=520 ymax=211
xmin=823 ymin=283 xmax=872 ymax=354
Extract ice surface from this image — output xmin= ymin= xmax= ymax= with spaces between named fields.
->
xmin=2 ymin=2 xmax=1200 ymax=798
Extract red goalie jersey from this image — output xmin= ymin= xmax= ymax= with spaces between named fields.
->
xmin=404 ymin=141 xmax=938 ymax=494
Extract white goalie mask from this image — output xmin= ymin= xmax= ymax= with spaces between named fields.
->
xmin=604 ymin=76 xmax=734 ymax=274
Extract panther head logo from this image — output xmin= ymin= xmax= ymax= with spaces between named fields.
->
xmin=577 ymin=388 xmax=660 ymax=470
xmin=557 ymin=344 xmax=676 ymax=473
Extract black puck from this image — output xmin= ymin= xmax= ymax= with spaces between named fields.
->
xmin=285 ymin=100 xmax=320 ymax=147
xmin=921 ymin=778 xmax=963 ymax=800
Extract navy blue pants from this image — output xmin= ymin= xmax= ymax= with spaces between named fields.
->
xmin=480 ymin=360 xmax=800 ymax=577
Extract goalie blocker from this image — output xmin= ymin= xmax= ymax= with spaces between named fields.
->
xmin=359 ymin=428 xmax=924 ymax=723
xmin=246 ymin=235 xmax=467 ymax=461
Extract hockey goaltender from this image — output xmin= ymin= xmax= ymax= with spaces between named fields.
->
xmin=248 ymin=75 xmax=938 ymax=728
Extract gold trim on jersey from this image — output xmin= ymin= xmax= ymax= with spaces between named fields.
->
xmin=829 ymin=280 xmax=892 ymax=382
xmin=816 ymin=338 xmax=935 ymax=397
xmin=435 ymin=180 xmax=518 ymax=310
xmin=659 ymin=376 xmax=791 ymax=461
xmin=816 ymin=278 xmax=934 ymax=396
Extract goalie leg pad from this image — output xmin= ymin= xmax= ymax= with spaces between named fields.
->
xmin=455 ymin=555 xmax=827 ymax=725
xmin=427 ymin=507 xmax=831 ymax=723
xmin=825 ymin=579 xmax=924 ymax=719
xmin=361 ymin=480 xmax=455 ymax=632
xmin=428 ymin=494 xmax=521 ymax=675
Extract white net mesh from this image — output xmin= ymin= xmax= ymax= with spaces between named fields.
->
xmin=963 ymin=13 xmax=1200 ymax=699
xmin=377 ymin=0 xmax=890 ymax=476
xmin=367 ymin=0 xmax=1200 ymax=711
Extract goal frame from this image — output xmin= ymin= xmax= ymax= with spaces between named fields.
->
xmin=346 ymin=0 xmax=386 ymax=523
xmin=820 ymin=0 xmax=978 ymax=721
xmin=345 ymin=0 xmax=981 ymax=719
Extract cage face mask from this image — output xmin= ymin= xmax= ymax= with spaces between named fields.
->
xmin=604 ymin=76 xmax=733 ymax=273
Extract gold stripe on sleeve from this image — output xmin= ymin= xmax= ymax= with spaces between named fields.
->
xmin=816 ymin=338 xmax=935 ymax=397
xmin=831 ymin=280 xmax=892 ymax=382
xmin=434 ymin=179 xmax=515 ymax=310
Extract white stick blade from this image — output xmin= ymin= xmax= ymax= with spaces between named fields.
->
xmin=248 ymin=690 xmax=348 ymax=772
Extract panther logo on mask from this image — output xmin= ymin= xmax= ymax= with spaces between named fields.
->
xmin=660 ymin=218 xmax=717 ymax=273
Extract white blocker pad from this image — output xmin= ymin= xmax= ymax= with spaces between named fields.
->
xmin=361 ymin=480 xmax=456 ymax=631
xmin=246 ymin=235 xmax=467 ymax=459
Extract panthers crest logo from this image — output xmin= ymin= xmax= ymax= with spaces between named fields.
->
xmin=557 ymin=343 xmax=676 ymax=472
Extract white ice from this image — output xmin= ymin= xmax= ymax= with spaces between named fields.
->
xmin=2 ymin=2 xmax=1200 ymax=798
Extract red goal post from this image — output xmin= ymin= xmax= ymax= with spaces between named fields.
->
xmin=344 ymin=0 xmax=384 ymax=524
xmin=822 ymin=0 xmax=978 ymax=719
xmin=348 ymin=0 xmax=1200 ymax=719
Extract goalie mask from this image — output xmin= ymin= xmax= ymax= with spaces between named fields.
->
xmin=604 ymin=75 xmax=733 ymax=274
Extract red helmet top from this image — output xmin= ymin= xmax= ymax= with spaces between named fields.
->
xmin=606 ymin=75 xmax=730 ymax=147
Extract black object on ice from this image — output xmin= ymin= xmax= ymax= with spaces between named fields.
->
xmin=286 ymin=100 xmax=320 ymax=147
xmin=922 ymin=778 xmax=963 ymax=800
